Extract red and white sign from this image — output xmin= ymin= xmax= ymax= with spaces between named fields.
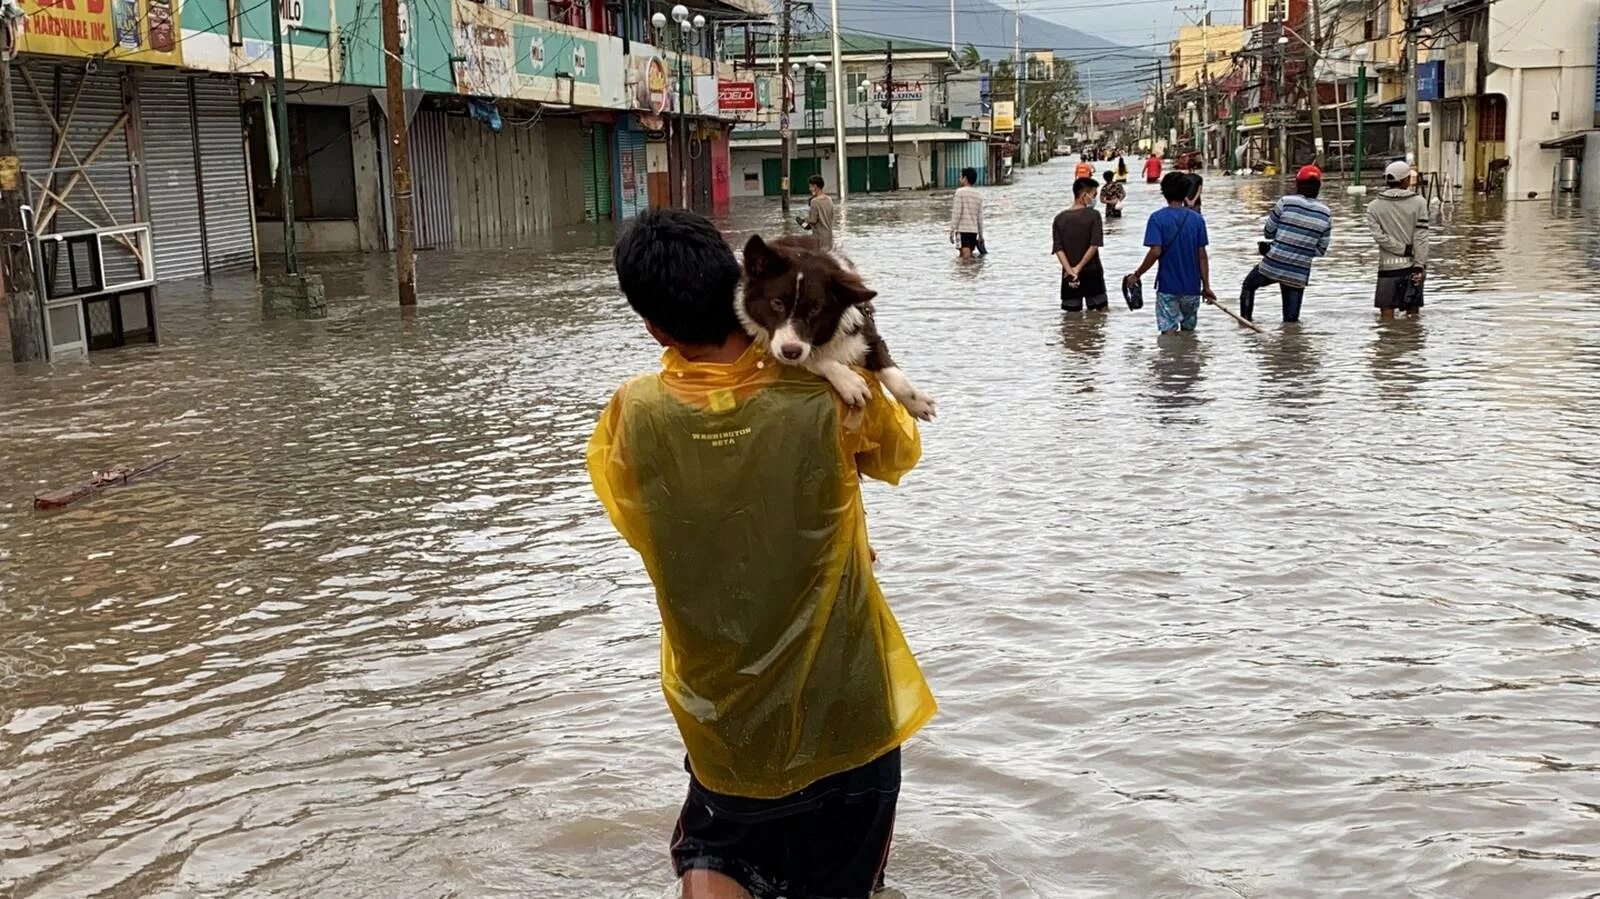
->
xmin=718 ymin=81 xmax=757 ymax=111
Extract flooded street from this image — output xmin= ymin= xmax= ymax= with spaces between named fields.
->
xmin=4 ymin=165 xmax=1600 ymax=897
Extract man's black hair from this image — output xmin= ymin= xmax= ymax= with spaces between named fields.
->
xmin=808 ymin=173 xmax=825 ymax=190
xmin=1073 ymin=176 xmax=1100 ymax=198
xmin=961 ymin=167 xmax=979 ymax=186
xmin=1103 ymin=170 xmax=1116 ymax=182
xmin=613 ymin=209 xmax=742 ymax=346
xmin=1160 ymin=171 xmax=1190 ymax=202
xmin=1297 ymin=177 xmax=1323 ymax=199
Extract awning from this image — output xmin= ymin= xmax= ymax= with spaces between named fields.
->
xmin=1540 ymin=130 xmax=1596 ymax=150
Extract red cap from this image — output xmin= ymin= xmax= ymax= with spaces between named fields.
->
xmin=1296 ymin=164 xmax=1323 ymax=181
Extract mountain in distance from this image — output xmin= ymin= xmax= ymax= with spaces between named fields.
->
xmin=832 ymin=0 xmax=1159 ymax=101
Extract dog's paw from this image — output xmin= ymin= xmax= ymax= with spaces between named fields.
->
xmin=900 ymin=390 xmax=937 ymax=422
xmin=829 ymin=369 xmax=873 ymax=408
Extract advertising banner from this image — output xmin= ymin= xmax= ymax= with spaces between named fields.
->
xmin=718 ymin=81 xmax=756 ymax=111
xmin=993 ymin=100 xmax=1015 ymax=133
xmin=17 ymin=0 xmax=182 ymax=65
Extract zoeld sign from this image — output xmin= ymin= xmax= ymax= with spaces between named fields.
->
xmin=718 ymin=81 xmax=756 ymax=111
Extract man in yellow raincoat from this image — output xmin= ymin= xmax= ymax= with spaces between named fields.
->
xmin=588 ymin=209 xmax=936 ymax=899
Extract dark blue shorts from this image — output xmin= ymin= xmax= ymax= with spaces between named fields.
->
xmin=670 ymin=748 xmax=901 ymax=898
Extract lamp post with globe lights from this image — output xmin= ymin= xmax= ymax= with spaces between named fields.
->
xmin=652 ymin=5 xmax=705 ymax=208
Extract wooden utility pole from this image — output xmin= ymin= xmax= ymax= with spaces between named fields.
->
xmin=382 ymin=0 xmax=417 ymax=306
xmin=1403 ymin=0 xmax=1419 ymax=165
xmin=1305 ymin=0 xmax=1326 ymax=166
xmin=779 ymin=0 xmax=792 ymax=213
xmin=0 ymin=57 xmax=46 ymax=362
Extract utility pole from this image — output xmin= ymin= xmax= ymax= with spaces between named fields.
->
xmin=1013 ymin=0 xmax=1025 ymax=168
xmin=269 ymin=0 xmax=299 ymax=274
xmin=779 ymin=0 xmax=793 ymax=213
xmin=1306 ymin=0 xmax=1325 ymax=166
xmin=0 ymin=59 xmax=45 ymax=363
xmin=383 ymin=0 xmax=416 ymax=307
xmin=1153 ymin=58 xmax=1164 ymax=152
xmin=884 ymin=42 xmax=897 ymax=189
xmin=950 ymin=0 xmax=957 ymax=55
xmin=828 ymin=0 xmax=847 ymax=204
xmin=1403 ymin=0 xmax=1419 ymax=166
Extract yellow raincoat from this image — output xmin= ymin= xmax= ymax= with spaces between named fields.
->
xmin=587 ymin=344 xmax=936 ymax=799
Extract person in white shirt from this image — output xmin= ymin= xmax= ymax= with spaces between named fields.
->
xmin=948 ymin=168 xmax=984 ymax=260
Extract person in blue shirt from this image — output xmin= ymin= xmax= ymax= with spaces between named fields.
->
xmin=1124 ymin=172 xmax=1216 ymax=333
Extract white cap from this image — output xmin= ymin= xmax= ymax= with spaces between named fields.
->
xmin=1385 ymin=160 xmax=1413 ymax=182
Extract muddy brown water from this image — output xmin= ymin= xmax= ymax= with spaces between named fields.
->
xmin=3 ymin=165 xmax=1600 ymax=897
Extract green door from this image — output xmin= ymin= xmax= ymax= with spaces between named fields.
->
xmin=763 ymin=158 xmax=783 ymax=197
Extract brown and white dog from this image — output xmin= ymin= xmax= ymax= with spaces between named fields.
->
xmin=737 ymin=234 xmax=936 ymax=421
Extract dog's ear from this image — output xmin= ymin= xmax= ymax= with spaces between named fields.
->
xmin=742 ymin=235 xmax=786 ymax=278
xmin=832 ymin=276 xmax=877 ymax=308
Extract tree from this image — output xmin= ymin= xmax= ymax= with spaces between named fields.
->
xmin=959 ymin=43 xmax=982 ymax=70
xmin=1021 ymin=59 xmax=1083 ymax=163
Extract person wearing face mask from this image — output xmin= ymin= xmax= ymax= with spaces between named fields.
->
xmin=1052 ymin=176 xmax=1107 ymax=312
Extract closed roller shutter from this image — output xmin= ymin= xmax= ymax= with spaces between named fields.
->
xmin=10 ymin=62 xmax=136 ymax=235
xmin=409 ymin=110 xmax=452 ymax=249
xmin=592 ymin=124 xmax=612 ymax=219
xmin=614 ymin=125 xmax=647 ymax=218
xmin=191 ymin=78 xmax=254 ymax=273
xmin=140 ymin=73 xmax=206 ymax=281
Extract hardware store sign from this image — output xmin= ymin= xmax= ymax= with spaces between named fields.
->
xmin=17 ymin=0 xmax=183 ymax=65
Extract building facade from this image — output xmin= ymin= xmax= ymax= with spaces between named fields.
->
xmin=726 ymin=33 xmax=978 ymax=195
xmin=5 ymin=0 xmax=765 ymax=361
xmin=1417 ymin=0 xmax=1600 ymax=199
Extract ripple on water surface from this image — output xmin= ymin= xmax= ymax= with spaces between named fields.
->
xmin=2 ymin=169 xmax=1599 ymax=897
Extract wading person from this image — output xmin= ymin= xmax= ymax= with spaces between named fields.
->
xmin=1075 ymin=157 xmax=1095 ymax=180
xmin=592 ymin=209 xmax=936 ymax=899
xmin=1124 ymin=171 xmax=1216 ymax=334
xmin=1143 ymin=153 xmax=1163 ymax=184
xmin=1100 ymin=170 xmax=1126 ymax=219
xmin=1054 ymin=176 xmax=1108 ymax=312
xmin=1240 ymin=164 xmax=1333 ymax=323
xmin=950 ymin=167 xmax=984 ymax=260
xmin=1368 ymin=160 xmax=1430 ymax=319
xmin=1116 ymin=155 xmax=1129 ymax=183
xmin=798 ymin=173 xmax=836 ymax=249
xmin=1184 ymin=173 xmax=1204 ymax=212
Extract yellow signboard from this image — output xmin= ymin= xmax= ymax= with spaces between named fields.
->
xmin=16 ymin=0 xmax=182 ymax=65
xmin=993 ymin=100 xmax=1015 ymax=133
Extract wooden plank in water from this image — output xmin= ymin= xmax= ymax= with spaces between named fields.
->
xmin=33 ymin=455 xmax=181 ymax=510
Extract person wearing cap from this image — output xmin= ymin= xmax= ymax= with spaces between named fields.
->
xmin=1239 ymin=164 xmax=1333 ymax=323
xmin=1368 ymin=160 xmax=1431 ymax=318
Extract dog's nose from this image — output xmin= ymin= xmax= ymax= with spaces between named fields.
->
xmin=779 ymin=343 xmax=805 ymax=360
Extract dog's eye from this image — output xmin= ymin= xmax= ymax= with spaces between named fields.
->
xmin=770 ymin=298 xmax=785 ymax=312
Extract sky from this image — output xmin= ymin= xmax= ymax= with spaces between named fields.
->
xmin=1033 ymin=0 xmax=1244 ymax=48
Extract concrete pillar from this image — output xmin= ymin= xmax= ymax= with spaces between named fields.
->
xmin=350 ymin=101 xmax=385 ymax=252
xmin=1505 ymin=67 xmax=1523 ymax=198
xmin=1584 ymin=133 xmax=1600 ymax=208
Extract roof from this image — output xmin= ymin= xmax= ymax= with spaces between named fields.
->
xmin=725 ymin=31 xmax=955 ymax=63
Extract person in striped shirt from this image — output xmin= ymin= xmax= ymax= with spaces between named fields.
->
xmin=1239 ymin=164 xmax=1333 ymax=323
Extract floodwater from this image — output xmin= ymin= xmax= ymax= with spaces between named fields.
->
xmin=3 ymin=165 xmax=1600 ymax=898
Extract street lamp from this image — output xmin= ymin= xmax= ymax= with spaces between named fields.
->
xmin=1352 ymin=45 xmax=1370 ymax=194
xmin=858 ymin=80 xmax=872 ymax=192
xmin=656 ymin=6 xmax=705 ymax=208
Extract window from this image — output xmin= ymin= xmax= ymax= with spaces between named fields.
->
xmin=1365 ymin=0 xmax=1391 ymax=41
xmin=246 ymin=104 xmax=359 ymax=221
xmin=1478 ymin=94 xmax=1506 ymax=142
xmin=846 ymin=66 xmax=868 ymax=104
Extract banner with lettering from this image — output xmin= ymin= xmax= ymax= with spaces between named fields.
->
xmin=17 ymin=0 xmax=183 ymax=65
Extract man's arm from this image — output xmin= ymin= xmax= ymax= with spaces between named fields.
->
xmin=1263 ymin=201 xmax=1281 ymax=240
xmin=1055 ymin=249 xmax=1072 ymax=274
xmin=1317 ymin=220 xmax=1332 ymax=257
xmin=805 ymin=202 xmax=820 ymax=226
xmin=975 ymin=198 xmax=984 ymax=237
xmin=1127 ymin=246 xmax=1161 ymax=282
xmin=586 ymin=387 xmax=649 ymax=552
xmin=1198 ymin=246 xmax=1216 ymax=301
xmin=852 ymin=381 xmax=922 ymax=486
xmin=1412 ymin=200 xmax=1431 ymax=268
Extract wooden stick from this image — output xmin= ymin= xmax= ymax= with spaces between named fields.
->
xmin=1211 ymin=299 xmax=1265 ymax=333
xmin=33 ymin=455 xmax=181 ymax=510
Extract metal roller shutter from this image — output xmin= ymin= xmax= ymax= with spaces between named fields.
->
xmin=593 ymin=124 xmax=612 ymax=219
xmin=581 ymin=126 xmax=599 ymax=222
xmin=10 ymin=61 xmax=136 ymax=235
xmin=191 ymin=78 xmax=254 ymax=273
xmin=409 ymin=110 xmax=452 ymax=249
xmin=139 ymin=72 xmax=206 ymax=281
xmin=614 ymin=125 xmax=648 ymax=218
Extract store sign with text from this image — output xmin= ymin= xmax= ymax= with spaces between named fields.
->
xmin=718 ymin=81 xmax=756 ymax=111
xmin=870 ymin=80 xmax=925 ymax=103
xmin=993 ymin=101 xmax=1015 ymax=133
xmin=16 ymin=0 xmax=182 ymax=64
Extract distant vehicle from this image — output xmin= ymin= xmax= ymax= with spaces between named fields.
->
xmin=1054 ymin=145 xmax=1073 ymax=157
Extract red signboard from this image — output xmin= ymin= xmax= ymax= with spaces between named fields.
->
xmin=718 ymin=81 xmax=756 ymax=111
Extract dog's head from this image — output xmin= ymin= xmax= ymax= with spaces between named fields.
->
xmin=740 ymin=235 xmax=875 ymax=364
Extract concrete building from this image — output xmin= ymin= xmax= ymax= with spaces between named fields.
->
xmin=726 ymin=33 xmax=982 ymax=195
xmin=1417 ymin=0 xmax=1600 ymax=200
xmin=1170 ymin=23 xmax=1248 ymax=89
